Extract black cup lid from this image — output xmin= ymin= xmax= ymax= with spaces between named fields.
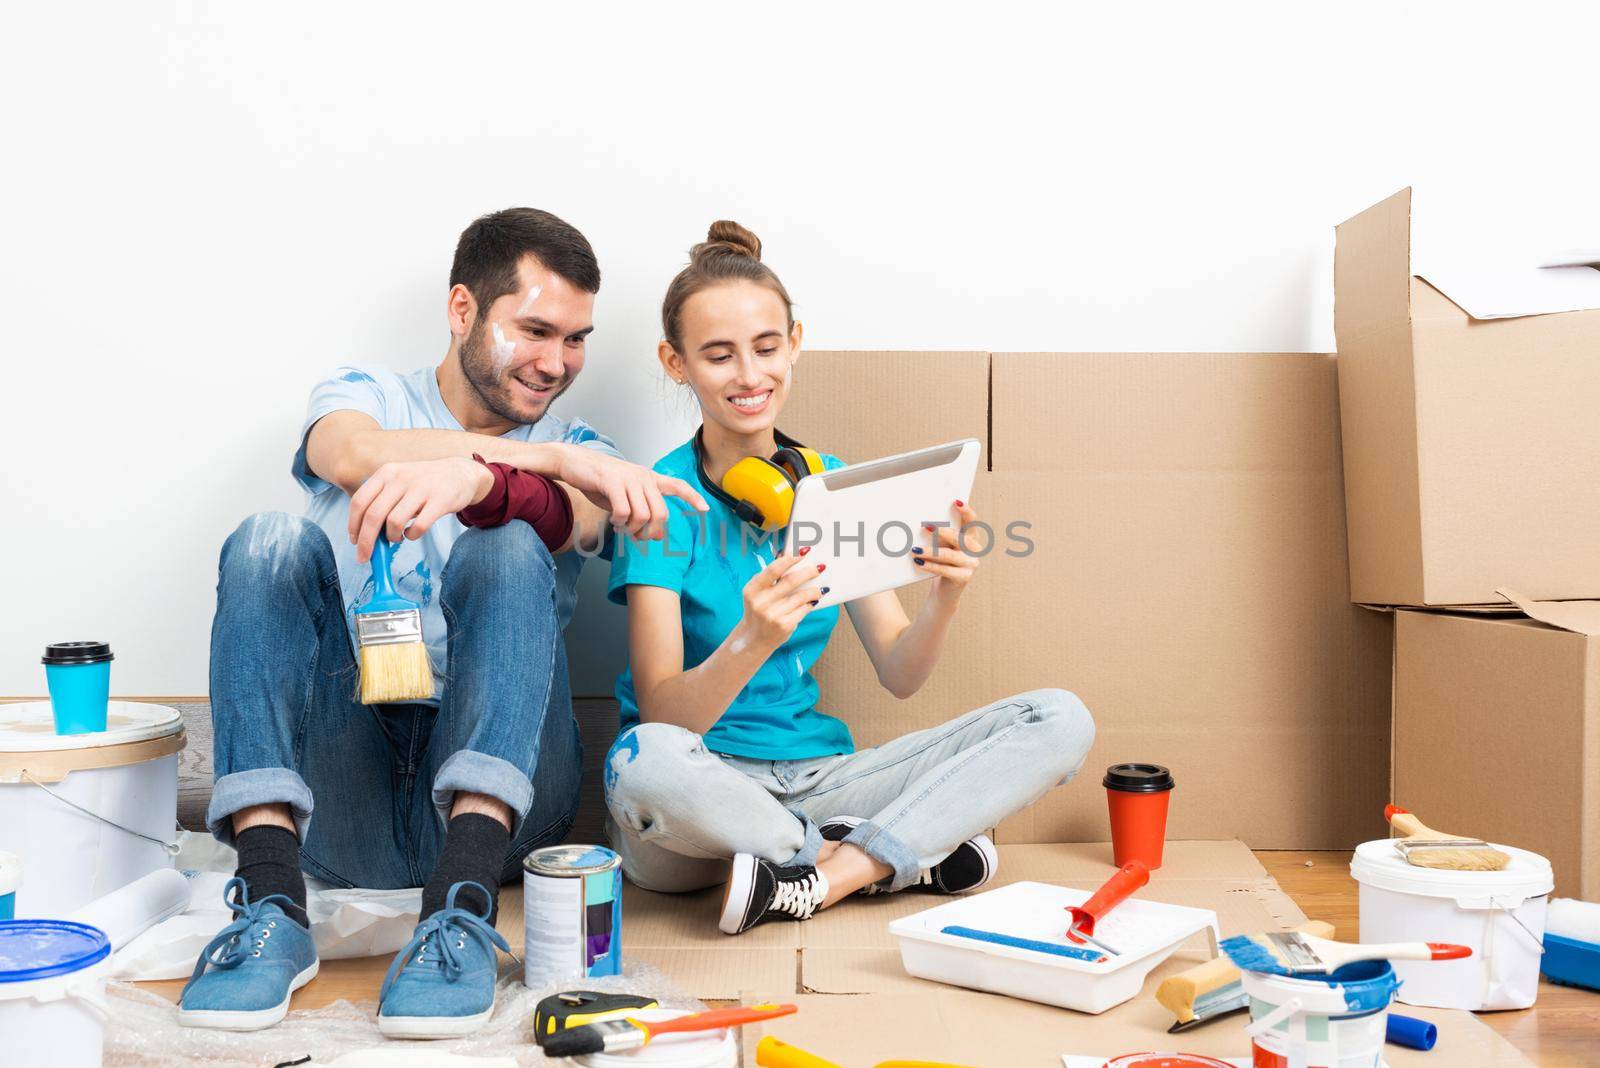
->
xmin=42 ymin=641 xmax=114 ymax=666
xmin=1104 ymin=762 xmax=1174 ymax=792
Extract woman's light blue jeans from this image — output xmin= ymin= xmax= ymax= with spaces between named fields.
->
xmin=604 ymin=689 xmax=1095 ymax=892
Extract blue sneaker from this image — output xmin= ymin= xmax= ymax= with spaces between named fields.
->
xmin=377 ymin=881 xmax=510 ymax=1039
xmin=177 ymin=877 xmax=319 ymax=1031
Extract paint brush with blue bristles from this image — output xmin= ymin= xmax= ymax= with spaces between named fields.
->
xmin=1220 ymin=930 xmax=1470 ymax=977
xmin=355 ymin=538 xmax=434 ymax=704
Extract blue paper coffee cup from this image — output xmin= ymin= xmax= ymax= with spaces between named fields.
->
xmin=41 ymin=642 xmax=114 ymax=735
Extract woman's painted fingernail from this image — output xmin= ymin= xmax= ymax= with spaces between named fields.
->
xmin=817 ymin=563 xmax=827 ymax=572
xmin=799 ymin=546 xmax=811 ymax=555
xmin=955 ymin=500 xmax=965 ymax=508
xmin=912 ymin=546 xmax=924 ymax=555
xmin=820 ymin=587 xmax=831 ymax=595
xmin=809 ymin=600 xmax=820 ymax=606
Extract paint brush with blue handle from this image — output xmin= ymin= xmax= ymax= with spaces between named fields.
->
xmin=1221 ymin=930 xmax=1470 ymax=977
xmin=355 ymin=538 xmax=434 ymax=703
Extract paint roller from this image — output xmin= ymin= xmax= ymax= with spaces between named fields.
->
xmin=1156 ymin=920 xmax=1335 ymax=1031
xmin=65 ymin=868 xmax=192 ymax=950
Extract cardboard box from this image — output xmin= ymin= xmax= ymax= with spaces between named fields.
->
xmin=1393 ymin=594 xmax=1600 ymax=898
xmin=787 ymin=350 xmax=1393 ymax=848
xmin=1334 ymin=187 xmax=1600 ymax=607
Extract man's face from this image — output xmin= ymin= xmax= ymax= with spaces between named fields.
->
xmin=459 ymin=256 xmax=595 ymax=425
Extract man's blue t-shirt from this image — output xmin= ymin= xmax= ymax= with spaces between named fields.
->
xmin=608 ymin=439 xmax=854 ymax=760
xmin=291 ymin=365 xmax=621 ymax=698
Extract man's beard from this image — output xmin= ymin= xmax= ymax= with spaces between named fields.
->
xmin=459 ymin=317 xmax=569 ymax=425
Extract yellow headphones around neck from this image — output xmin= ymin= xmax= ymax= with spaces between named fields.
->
xmin=694 ymin=428 xmax=824 ymax=532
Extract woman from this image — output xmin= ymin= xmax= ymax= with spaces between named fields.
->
xmin=605 ymin=221 xmax=1095 ymax=935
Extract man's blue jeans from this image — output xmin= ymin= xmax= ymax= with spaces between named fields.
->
xmin=205 ymin=512 xmax=581 ymax=889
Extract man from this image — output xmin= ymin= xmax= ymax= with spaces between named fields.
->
xmin=178 ymin=208 xmax=705 ymax=1037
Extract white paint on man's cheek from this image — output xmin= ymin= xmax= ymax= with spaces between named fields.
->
xmin=516 ymin=284 xmax=544 ymax=317
xmin=490 ymin=321 xmax=517 ymax=373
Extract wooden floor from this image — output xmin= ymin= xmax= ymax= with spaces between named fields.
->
xmin=137 ymin=851 xmax=1598 ymax=1065
xmin=1258 ymin=851 xmax=1599 ymax=1068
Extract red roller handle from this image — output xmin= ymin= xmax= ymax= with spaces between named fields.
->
xmin=1066 ymin=860 xmax=1150 ymax=940
xmin=1428 ymin=943 xmax=1472 ymax=961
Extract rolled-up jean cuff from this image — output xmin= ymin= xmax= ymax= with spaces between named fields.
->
xmin=782 ymin=814 xmax=825 ymax=868
xmin=843 ymin=819 xmax=921 ymax=891
xmin=432 ymin=750 xmax=534 ymax=829
xmin=207 ymin=768 xmax=314 ymax=847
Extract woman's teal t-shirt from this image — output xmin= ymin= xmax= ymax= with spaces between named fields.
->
xmin=608 ymin=439 xmax=855 ymax=759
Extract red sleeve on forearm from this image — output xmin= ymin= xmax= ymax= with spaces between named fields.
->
xmin=457 ymin=456 xmax=574 ymax=551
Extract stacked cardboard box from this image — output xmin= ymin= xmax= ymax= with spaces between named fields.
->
xmin=1334 ymin=187 xmax=1600 ymax=897
xmin=785 ymin=349 xmax=1392 ymax=849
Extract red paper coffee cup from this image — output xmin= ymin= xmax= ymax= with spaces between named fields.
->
xmin=1104 ymin=763 xmax=1174 ymax=870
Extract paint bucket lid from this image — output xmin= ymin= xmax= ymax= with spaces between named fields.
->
xmin=0 ymin=853 xmax=17 ymax=896
xmin=574 ymin=1009 xmax=736 ymax=1068
xmin=1351 ymin=837 xmax=1553 ymax=907
xmin=1103 ymin=763 xmax=1174 ymax=793
xmin=0 ymin=920 xmax=109 ymax=983
xmin=1240 ymin=958 xmax=1399 ymax=1016
xmin=0 ymin=700 xmax=182 ymax=753
xmin=524 ymin=844 xmax=621 ymax=877
xmin=40 ymin=641 xmax=113 ymax=666
xmin=1103 ymin=1056 xmax=1237 ymax=1068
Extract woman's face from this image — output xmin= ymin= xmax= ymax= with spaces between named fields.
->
xmin=662 ymin=280 xmax=802 ymax=437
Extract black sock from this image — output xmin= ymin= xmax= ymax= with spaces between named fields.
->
xmin=422 ymin=813 xmax=510 ymax=923
xmin=234 ymin=824 xmax=310 ymax=927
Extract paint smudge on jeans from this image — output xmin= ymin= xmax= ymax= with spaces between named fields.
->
xmin=604 ymin=728 xmax=641 ymax=791
xmin=245 ymin=511 xmax=307 ymax=577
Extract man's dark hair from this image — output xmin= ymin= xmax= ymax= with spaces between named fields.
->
xmin=450 ymin=208 xmax=600 ymax=315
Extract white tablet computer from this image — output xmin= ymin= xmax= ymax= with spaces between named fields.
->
xmin=783 ymin=438 xmax=982 ymax=609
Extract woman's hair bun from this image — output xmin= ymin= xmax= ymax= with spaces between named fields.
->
xmin=693 ymin=219 xmax=762 ymax=262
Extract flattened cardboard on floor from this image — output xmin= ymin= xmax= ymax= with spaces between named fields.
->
xmin=1393 ymin=603 xmax=1600 ymax=899
xmin=740 ymin=990 xmax=1536 ymax=1067
xmin=1334 ymin=187 xmax=1600 ymax=607
xmin=604 ymin=842 xmax=1298 ymax=1002
xmin=986 ymin=353 xmax=1392 ymax=848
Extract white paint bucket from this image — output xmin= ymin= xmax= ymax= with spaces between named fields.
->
xmin=1240 ymin=960 xmax=1398 ymax=1068
xmin=0 ymin=852 xmax=17 ymax=919
xmin=573 ymin=1009 xmax=737 ymax=1068
xmin=0 ymin=919 xmax=112 ymax=1068
xmin=0 ymin=701 xmax=185 ymax=916
xmin=1350 ymin=838 xmax=1551 ymax=1010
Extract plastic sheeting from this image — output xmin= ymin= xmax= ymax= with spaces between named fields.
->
xmin=107 ymin=833 xmax=421 ymax=981
xmin=103 ymin=962 xmax=704 ymax=1067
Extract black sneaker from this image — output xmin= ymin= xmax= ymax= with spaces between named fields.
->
xmin=819 ymin=815 xmax=999 ymax=895
xmin=718 ymin=853 xmax=829 ymax=935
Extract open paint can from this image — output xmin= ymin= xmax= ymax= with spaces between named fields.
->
xmin=0 ymin=701 xmax=184 ymax=915
xmin=1240 ymin=959 xmax=1399 ymax=1068
xmin=522 ymin=844 xmax=622 ymax=989
xmin=0 ymin=919 xmax=111 ymax=1068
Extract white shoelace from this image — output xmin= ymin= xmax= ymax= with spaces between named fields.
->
xmin=770 ymin=871 xmax=828 ymax=919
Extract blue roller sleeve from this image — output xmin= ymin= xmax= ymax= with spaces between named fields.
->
xmin=1386 ymin=1013 xmax=1437 ymax=1051
xmin=940 ymin=925 xmax=1105 ymax=962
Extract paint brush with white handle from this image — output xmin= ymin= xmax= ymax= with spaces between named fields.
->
xmin=1220 ymin=930 xmax=1470 ymax=977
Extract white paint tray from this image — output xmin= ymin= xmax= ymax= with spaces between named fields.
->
xmin=889 ymin=880 xmax=1220 ymax=1013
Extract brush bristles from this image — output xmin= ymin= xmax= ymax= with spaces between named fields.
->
xmin=1402 ymin=846 xmax=1511 ymax=872
xmin=1219 ymin=934 xmax=1296 ymax=977
xmin=359 ymin=641 xmax=434 ymax=704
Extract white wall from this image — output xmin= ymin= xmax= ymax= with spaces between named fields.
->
xmin=4 ymin=1 xmax=1599 ymax=696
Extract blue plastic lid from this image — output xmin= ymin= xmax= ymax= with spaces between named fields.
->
xmin=0 ymin=920 xmax=110 ymax=983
